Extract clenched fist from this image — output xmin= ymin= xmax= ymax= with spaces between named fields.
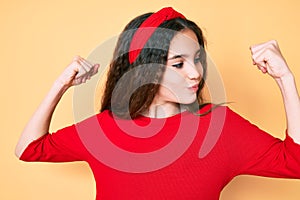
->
xmin=57 ymin=56 xmax=100 ymax=88
xmin=250 ymin=40 xmax=292 ymax=79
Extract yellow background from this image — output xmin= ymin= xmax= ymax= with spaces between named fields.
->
xmin=1 ymin=0 xmax=300 ymax=199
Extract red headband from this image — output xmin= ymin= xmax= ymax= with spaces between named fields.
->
xmin=128 ymin=7 xmax=186 ymax=64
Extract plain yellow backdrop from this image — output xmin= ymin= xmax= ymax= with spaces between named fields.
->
xmin=1 ymin=0 xmax=300 ymax=199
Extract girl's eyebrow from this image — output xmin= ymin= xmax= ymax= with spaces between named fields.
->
xmin=195 ymin=49 xmax=201 ymax=56
xmin=167 ymin=49 xmax=201 ymax=60
xmin=168 ymin=55 xmax=185 ymax=60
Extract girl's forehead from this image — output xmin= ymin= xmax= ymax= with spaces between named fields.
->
xmin=169 ymin=29 xmax=200 ymax=55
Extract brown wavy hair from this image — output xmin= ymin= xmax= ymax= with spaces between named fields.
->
xmin=100 ymin=12 xmax=208 ymax=119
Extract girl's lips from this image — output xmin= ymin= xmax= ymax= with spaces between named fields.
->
xmin=188 ymin=84 xmax=199 ymax=92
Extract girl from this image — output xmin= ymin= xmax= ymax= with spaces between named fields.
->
xmin=16 ymin=7 xmax=300 ymax=200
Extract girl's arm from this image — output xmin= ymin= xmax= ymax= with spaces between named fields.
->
xmin=250 ymin=40 xmax=300 ymax=143
xmin=15 ymin=56 xmax=99 ymax=158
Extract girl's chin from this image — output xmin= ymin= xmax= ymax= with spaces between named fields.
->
xmin=177 ymin=96 xmax=197 ymax=105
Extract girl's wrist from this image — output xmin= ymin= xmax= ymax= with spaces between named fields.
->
xmin=52 ymin=79 xmax=70 ymax=95
xmin=275 ymin=72 xmax=294 ymax=87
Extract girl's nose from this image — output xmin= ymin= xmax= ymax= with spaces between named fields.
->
xmin=186 ymin=62 xmax=201 ymax=80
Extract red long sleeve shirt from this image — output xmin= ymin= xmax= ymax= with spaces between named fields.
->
xmin=20 ymin=105 xmax=300 ymax=199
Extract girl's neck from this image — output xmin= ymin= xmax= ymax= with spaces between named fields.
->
xmin=143 ymin=101 xmax=184 ymax=118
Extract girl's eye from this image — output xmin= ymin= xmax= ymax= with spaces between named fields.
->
xmin=194 ymin=57 xmax=201 ymax=64
xmin=172 ymin=62 xmax=184 ymax=69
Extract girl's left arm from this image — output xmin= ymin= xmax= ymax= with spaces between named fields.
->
xmin=250 ymin=40 xmax=300 ymax=143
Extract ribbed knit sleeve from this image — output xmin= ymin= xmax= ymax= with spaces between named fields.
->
xmin=19 ymin=123 xmax=90 ymax=162
xmin=223 ymin=107 xmax=300 ymax=179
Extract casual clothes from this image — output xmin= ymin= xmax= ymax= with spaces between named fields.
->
xmin=20 ymin=105 xmax=300 ymax=200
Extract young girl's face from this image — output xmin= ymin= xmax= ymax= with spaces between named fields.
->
xmin=154 ymin=29 xmax=203 ymax=105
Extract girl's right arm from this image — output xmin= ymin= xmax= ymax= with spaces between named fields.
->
xmin=15 ymin=56 xmax=99 ymax=158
